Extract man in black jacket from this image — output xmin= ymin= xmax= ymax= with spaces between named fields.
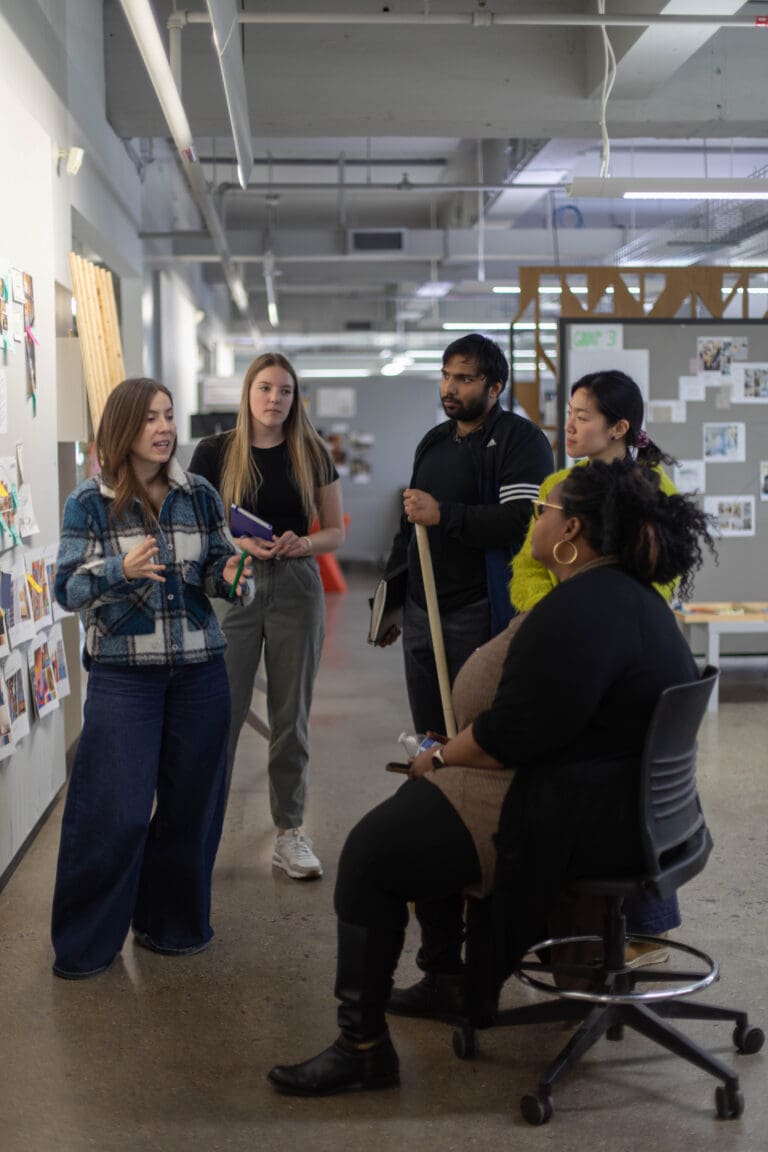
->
xmin=380 ymin=334 xmax=553 ymax=1023
xmin=383 ymin=333 xmax=553 ymax=735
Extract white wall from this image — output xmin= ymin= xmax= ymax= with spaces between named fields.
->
xmin=159 ymin=271 xmax=199 ymax=442
xmin=0 ymin=0 xmax=167 ymax=879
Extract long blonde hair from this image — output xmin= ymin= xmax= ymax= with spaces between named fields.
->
xmin=96 ymin=377 xmax=176 ymax=527
xmin=219 ymin=353 xmax=332 ymax=520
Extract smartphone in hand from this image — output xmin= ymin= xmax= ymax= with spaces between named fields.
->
xmin=385 ymin=762 xmax=410 ymax=775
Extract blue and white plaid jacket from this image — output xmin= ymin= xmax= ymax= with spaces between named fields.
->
xmin=55 ymin=459 xmax=250 ymax=668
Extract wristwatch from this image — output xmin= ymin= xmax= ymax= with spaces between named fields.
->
xmin=431 ymin=746 xmax=445 ymax=770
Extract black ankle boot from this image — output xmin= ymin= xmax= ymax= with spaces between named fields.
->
xmin=386 ymin=972 xmax=466 ymax=1024
xmin=267 ymin=1032 xmax=400 ymax=1096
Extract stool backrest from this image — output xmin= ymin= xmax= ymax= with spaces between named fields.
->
xmin=638 ymin=665 xmax=718 ymax=893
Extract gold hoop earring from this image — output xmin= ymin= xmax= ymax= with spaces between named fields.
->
xmin=553 ymin=539 xmax=578 ymax=566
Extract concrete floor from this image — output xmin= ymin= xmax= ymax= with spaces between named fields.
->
xmin=1 ymin=566 xmax=766 ymax=1151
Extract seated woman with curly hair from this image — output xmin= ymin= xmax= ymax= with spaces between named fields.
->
xmin=267 ymin=458 xmax=715 ymax=1097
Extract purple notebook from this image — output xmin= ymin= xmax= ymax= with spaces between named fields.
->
xmin=229 ymin=504 xmax=274 ymax=540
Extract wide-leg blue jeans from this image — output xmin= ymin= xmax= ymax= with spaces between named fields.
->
xmin=51 ymin=657 xmax=230 ymax=977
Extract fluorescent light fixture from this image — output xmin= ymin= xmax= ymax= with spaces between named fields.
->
xmin=119 ymin=1 xmax=194 ymax=151
xmin=230 ymin=277 xmax=249 ymax=311
xmin=205 ymin=0 xmax=254 ymax=189
xmin=492 ymin=286 xmax=521 ymax=295
xmin=301 ymin=369 xmax=372 ymax=379
xmin=442 ymin=322 xmax=510 ymax=331
xmin=415 ymin=281 xmax=454 ymax=298
xmin=408 ymin=349 xmax=445 ymax=359
xmin=263 ymin=251 xmax=279 ymax=327
xmin=514 ymin=322 xmax=558 ymax=330
xmin=569 ymin=177 xmax=768 ymax=201
xmin=381 ymin=353 xmax=414 ymax=376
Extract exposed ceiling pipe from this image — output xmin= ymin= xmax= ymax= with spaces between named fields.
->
xmin=118 ymin=0 xmax=261 ymax=344
xmin=181 ymin=9 xmax=764 ymax=29
xmin=204 ymin=0 xmax=254 ymax=189
xmin=217 ymin=181 xmax=568 ymax=195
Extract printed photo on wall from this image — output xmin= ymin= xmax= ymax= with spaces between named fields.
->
xmin=23 ymin=272 xmax=37 ymax=405
xmin=760 ymin=462 xmax=768 ymax=503
xmin=0 ymin=456 xmax=20 ymax=550
xmin=703 ymin=495 xmax=756 ymax=538
xmin=48 ymin=622 xmax=71 ymax=700
xmin=0 ymin=278 xmax=8 ymax=348
xmin=673 ymin=460 xmax=706 ymax=495
xmin=0 ymin=670 xmax=14 ymax=762
xmin=44 ymin=543 xmax=69 ymax=621
xmin=319 ymin=423 xmax=351 ymax=476
xmin=0 ymin=603 xmax=10 ymax=657
xmin=25 ymin=551 xmax=53 ymax=630
xmin=730 ymin=364 xmax=768 ymax=403
xmin=4 ymin=651 xmax=30 ymax=745
xmin=27 ymin=634 xmax=59 ymax=719
xmin=703 ymin=422 xmax=746 ymax=464
xmin=7 ymin=559 xmax=37 ymax=648
xmin=697 ymin=337 xmax=730 ymax=379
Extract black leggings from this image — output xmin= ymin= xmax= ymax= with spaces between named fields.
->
xmin=334 ymin=777 xmax=481 ymax=933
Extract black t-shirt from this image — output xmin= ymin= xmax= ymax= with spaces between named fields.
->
xmin=407 ymin=427 xmax=487 ymax=612
xmin=189 ymin=434 xmax=338 ymax=537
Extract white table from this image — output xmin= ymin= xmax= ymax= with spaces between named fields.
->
xmin=674 ymin=603 xmax=768 ymax=711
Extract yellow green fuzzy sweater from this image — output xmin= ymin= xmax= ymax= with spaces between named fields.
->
xmin=509 ymin=461 xmax=678 ymax=612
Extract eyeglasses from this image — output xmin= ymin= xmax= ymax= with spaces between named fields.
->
xmin=441 ymin=370 xmax=487 ymax=387
xmin=532 ymin=500 xmax=564 ymax=519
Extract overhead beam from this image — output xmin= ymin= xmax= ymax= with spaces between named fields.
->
xmin=594 ymin=1 xmax=747 ymax=100
xmin=180 ymin=9 xmax=768 ymax=29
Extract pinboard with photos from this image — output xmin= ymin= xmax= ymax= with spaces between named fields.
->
xmin=558 ymin=319 xmax=768 ymax=644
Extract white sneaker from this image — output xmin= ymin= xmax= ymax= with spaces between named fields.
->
xmin=273 ymin=829 xmax=323 ymax=880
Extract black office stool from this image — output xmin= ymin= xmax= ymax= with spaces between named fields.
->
xmin=453 ymin=667 xmax=764 ymax=1123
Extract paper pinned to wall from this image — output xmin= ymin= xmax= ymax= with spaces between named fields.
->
xmin=679 ymin=376 xmax=705 ymax=402
xmin=17 ymin=483 xmax=40 ymax=538
xmin=0 ymin=667 xmax=14 ymax=761
xmin=673 ymin=460 xmax=706 ymax=494
xmin=27 ymin=632 xmax=59 ymax=719
xmin=6 ymin=558 xmax=36 ymax=647
xmin=704 ymin=495 xmax=755 ymax=538
xmin=4 ymin=650 xmax=30 ymax=745
xmin=25 ymin=549 xmax=52 ymax=630
xmin=648 ymin=399 xmax=686 ymax=424
xmin=48 ymin=622 xmax=71 ymax=700
xmin=44 ymin=543 xmax=69 ymax=621
xmin=730 ymin=363 xmax=768 ymax=403
xmin=703 ymin=422 xmax=746 ymax=464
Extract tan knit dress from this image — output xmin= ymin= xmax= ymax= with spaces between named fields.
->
xmin=425 ymin=613 xmax=527 ymax=898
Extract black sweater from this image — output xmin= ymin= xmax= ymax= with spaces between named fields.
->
xmin=474 ymin=565 xmax=698 ymax=977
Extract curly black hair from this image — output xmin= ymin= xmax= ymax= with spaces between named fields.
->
xmin=560 ymin=459 xmax=717 ymax=601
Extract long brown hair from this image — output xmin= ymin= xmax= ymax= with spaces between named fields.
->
xmin=96 ymin=377 xmax=176 ymax=525
xmin=219 ymin=353 xmax=332 ymax=519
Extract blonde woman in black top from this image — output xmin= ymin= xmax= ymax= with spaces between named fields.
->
xmin=190 ymin=354 xmax=344 ymax=879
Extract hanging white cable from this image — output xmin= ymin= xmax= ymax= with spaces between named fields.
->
xmin=597 ymin=0 xmax=617 ymax=178
xmin=477 ymin=141 xmax=486 ymax=282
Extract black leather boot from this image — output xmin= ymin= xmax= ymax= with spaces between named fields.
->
xmin=268 ymin=919 xmax=405 ymax=1096
xmin=386 ymin=971 xmax=466 ymax=1024
xmin=267 ymin=1032 xmax=399 ymax=1096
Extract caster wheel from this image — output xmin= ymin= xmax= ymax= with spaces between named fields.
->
xmin=452 ymin=1027 xmax=478 ymax=1060
xmin=715 ymin=1084 xmax=744 ymax=1120
xmin=733 ymin=1025 xmax=764 ymax=1055
xmin=520 ymin=1093 xmax=554 ymax=1125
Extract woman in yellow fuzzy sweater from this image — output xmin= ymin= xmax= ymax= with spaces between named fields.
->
xmin=511 ymin=370 xmax=677 ymax=613
xmin=508 ymin=367 xmax=681 ymax=950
